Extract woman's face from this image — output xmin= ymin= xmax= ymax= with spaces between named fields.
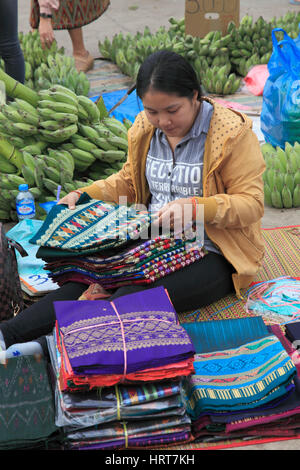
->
xmin=142 ymin=88 xmax=200 ymax=139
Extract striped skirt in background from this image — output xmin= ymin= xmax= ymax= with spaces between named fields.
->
xmin=30 ymin=0 xmax=110 ymax=30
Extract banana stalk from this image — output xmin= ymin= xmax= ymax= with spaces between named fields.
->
xmin=0 ymin=136 xmax=23 ymax=170
xmin=0 ymin=68 xmax=39 ymax=106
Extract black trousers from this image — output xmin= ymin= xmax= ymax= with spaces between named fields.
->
xmin=0 ymin=0 xmax=25 ymax=84
xmin=0 ymin=253 xmax=235 ymax=353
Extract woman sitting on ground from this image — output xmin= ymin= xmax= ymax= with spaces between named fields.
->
xmin=0 ymin=50 xmax=266 ymax=359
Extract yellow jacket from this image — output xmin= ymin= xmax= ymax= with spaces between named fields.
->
xmin=80 ymin=98 xmax=266 ymax=297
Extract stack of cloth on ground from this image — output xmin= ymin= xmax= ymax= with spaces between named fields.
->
xmin=181 ymin=316 xmax=300 ymax=443
xmin=44 ymin=236 xmax=204 ymax=288
xmin=30 ymin=193 xmax=152 ymax=256
xmin=47 ymin=286 xmax=195 ymax=449
xmin=0 ymin=355 xmax=59 ymax=449
xmin=30 ymin=193 xmax=205 ymax=289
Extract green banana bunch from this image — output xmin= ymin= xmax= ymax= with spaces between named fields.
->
xmin=37 ymin=85 xmax=79 ymax=143
xmin=22 ymin=151 xmax=36 ymax=172
xmin=77 ymin=95 xmax=100 ymax=124
xmin=21 ymin=164 xmax=35 ymax=187
xmin=20 ymin=149 xmax=74 ymax=202
xmin=40 ymin=124 xmax=78 ymax=144
xmin=70 ymin=135 xmax=97 ymax=152
xmin=101 ymin=117 xmax=128 ymax=140
xmin=262 ymin=141 xmax=300 ymax=208
xmin=201 ymin=65 xmax=241 ymax=95
xmin=69 ymin=148 xmax=96 ymax=172
xmin=77 ymin=115 xmax=129 ymax=158
xmin=97 ymin=13 xmax=283 ymax=86
xmin=78 ymin=123 xmax=107 ymax=147
xmin=18 ymin=30 xmax=63 ymax=70
xmin=49 ymin=149 xmax=75 ymax=174
xmin=0 ymin=153 xmax=18 ymax=174
xmin=0 ymin=98 xmax=40 ymax=137
xmin=37 ymin=107 xmax=78 ymax=125
xmin=28 ymin=46 xmax=90 ymax=96
xmin=0 ymin=173 xmax=26 ymax=190
xmin=91 ymin=149 xmax=126 ymax=163
xmin=21 ymin=141 xmax=48 ymax=155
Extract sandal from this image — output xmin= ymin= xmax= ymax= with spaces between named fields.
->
xmin=290 ymin=0 xmax=300 ymax=4
xmin=73 ymin=52 xmax=94 ymax=73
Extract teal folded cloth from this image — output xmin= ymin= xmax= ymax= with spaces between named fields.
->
xmin=30 ymin=193 xmax=152 ymax=257
xmin=182 ymin=317 xmax=297 ymax=418
xmin=0 ymin=355 xmax=58 ymax=449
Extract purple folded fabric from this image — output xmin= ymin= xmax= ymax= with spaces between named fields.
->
xmin=54 ymin=286 xmax=195 ymax=376
xmin=72 ymin=430 xmax=191 ymax=450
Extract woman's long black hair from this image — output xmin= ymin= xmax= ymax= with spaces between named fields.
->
xmin=136 ymin=50 xmax=202 ymax=102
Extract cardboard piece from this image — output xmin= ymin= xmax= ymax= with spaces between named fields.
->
xmin=185 ymin=0 xmax=240 ymax=37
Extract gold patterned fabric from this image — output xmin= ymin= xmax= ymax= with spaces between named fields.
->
xmin=30 ymin=0 xmax=110 ymax=30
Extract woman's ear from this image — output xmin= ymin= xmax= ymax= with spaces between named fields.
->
xmin=192 ymin=90 xmax=199 ymax=103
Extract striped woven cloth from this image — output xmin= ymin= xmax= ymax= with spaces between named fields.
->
xmin=182 ymin=316 xmax=297 ymax=418
xmin=30 ymin=0 xmax=110 ymax=30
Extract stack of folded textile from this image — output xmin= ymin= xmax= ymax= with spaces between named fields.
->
xmin=29 ymin=194 xmax=205 ymax=289
xmin=47 ymin=286 xmax=195 ymax=450
xmin=44 ymin=235 xmax=205 ymax=288
xmin=0 ymin=355 xmax=59 ymax=449
xmin=181 ymin=316 xmax=300 ymax=444
xmin=48 ymin=335 xmax=191 ymax=450
xmin=30 ymin=193 xmax=152 ymax=257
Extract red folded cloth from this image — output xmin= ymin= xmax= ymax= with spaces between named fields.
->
xmin=56 ymin=323 xmax=194 ymax=391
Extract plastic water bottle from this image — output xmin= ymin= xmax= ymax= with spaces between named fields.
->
xmin=16 ymin=184 xmax=36 ymax=220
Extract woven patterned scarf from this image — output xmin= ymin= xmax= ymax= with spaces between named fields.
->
xmin=30 ymin=193 xmax=152 ymax=255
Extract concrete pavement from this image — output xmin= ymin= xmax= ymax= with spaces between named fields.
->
xmin=16 ymin=0 xmax=300 ymax=450
xmin=18 ymin=0 xmax=300 ymax=58
xmin=17 ymin=0 xmax=300 ymax=229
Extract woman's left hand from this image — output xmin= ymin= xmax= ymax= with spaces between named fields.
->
xmin=154 ymin=198 xmax=194 ymax=235
xmin=39 ymin=17 xmax=55 ymax=49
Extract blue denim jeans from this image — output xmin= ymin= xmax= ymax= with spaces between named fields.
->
xmin=0 ymin=0 xmax=25 ymax=84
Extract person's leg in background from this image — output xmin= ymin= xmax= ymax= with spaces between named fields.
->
xmin=68 ymin=27 xmax=94 ymax=72
xmin=0 ymin=0 xmax=25 ymax=84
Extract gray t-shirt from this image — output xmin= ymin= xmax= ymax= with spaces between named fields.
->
xmin=145 ymin=100 xmax=220 ymax=254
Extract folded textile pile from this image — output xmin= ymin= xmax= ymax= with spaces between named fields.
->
xmin=0 ymin=355 xmax=59 ymax=449
xmin=48 ymin=334 xmax=190 ymax=449
xmin=45 ymin=236 xmax=205 ymax=289
xmin=29 ymin=193 xmax=205 ymax=289
xmin=181 ymin=316 xmax=300 ymax=444
xmin=65 ymin=416 xmax=192 ymax=450
xmin=53 ymin=286 xmax=195 ymax=386
xmin=48 ymin=286 xmax=195 ymax=449
xmin=30 ymin=193 xmax=152 ymax=257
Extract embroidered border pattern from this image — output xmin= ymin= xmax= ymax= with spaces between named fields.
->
xmin=61 ymin=310 xmax=191 ymax=358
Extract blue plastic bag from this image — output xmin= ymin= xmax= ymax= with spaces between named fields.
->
xmin=261 ymin=28 xmax=300 ymax=148
xmin=91 ymin=89 xmax=143 ymax=124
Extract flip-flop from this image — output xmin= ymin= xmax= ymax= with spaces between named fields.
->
xmin=74 ymin=52 xmax=94 ymax=73
xmin=290 ymin=0 xmax=300 ymax=5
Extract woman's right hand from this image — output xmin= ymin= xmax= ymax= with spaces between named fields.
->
xmin=39 ymin=17 xmax=55 ymax=49
xmin=57 ymin=191 xmax=82 ymax=209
